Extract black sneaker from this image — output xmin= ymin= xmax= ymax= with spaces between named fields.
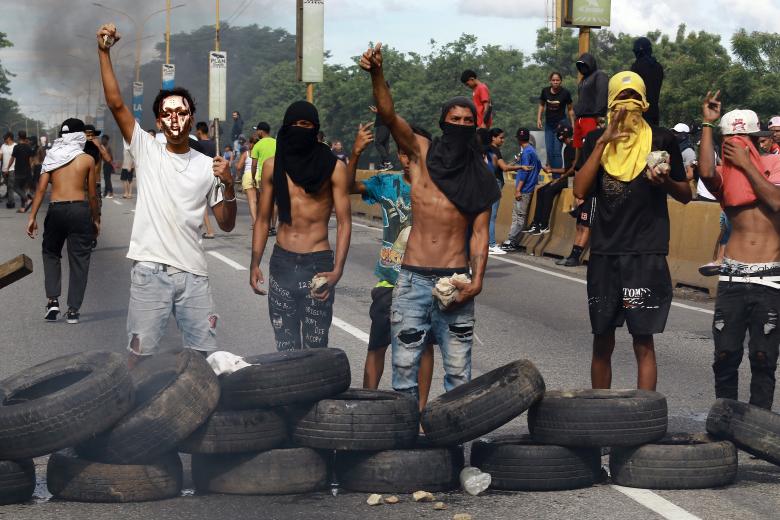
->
xmin=555 ymin=257 xmax=567 ymax=265
xmin=44 ymin=300 xmax=60 ymax=321
xmin=537 ymin=226 xmax=551 ymax=235
xmin=525 ymin=223 xmax=539 ymax=234
xmin=500 ymin=241 xmax=520 ymax=252
xmin=66 ymin=308 xmax=80 ymax=324
xmin=563 ymin=256 xmax=580 ymax=267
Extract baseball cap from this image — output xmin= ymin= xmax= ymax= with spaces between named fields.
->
xmin=556 ymin=126 xmax=573 ymax=140
xmin=60 ymin=118 xmax=86 ymax=135
xmin=672 ymin=123 xmax=690 ymax=134
xmin=516 ymin=128 xmax=531 ymax=141
xmin=83 ymin=124 xmax=102 ymax=136
xmin=253 ymin=122 xmax=270 ymax=133
xmin=769 ymin=116 xmax=780 ymax=128
xmin=720 ymin=109 xmax=772 ymax=137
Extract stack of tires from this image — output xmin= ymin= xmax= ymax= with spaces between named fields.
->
xmin=330 ymin=359 xmax=546 ymax=494
xmin=474 ymin=389 xmax=740 ymax=491
xmin=190 ymin=348 xmax=351 ymax=495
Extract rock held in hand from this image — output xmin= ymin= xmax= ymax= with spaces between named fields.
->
xmin=310 ymin=275 xmax=329 ymax=297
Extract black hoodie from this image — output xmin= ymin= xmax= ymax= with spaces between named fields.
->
xmin=631 ymin=38 xmax=664 ymax=126
xmin=574 ymin=53 xmax=608 ymax=118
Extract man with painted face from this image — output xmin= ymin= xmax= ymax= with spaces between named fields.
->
xmin=96 ymin=23 xmax=236 ymax=366
xmin=360 ymin=43 xmax=500 ymax=401
xmin=575 ymin=71 xmax=691 ymax=392
xmin=249 ymin=100 xmax=352 ymax=351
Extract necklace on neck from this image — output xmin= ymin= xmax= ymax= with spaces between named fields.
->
xmin=165 ymin=147 xmax=191 ymax=174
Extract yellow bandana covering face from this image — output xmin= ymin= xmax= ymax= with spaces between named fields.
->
xmin=600 ymin=71 xmax=653 ymax=182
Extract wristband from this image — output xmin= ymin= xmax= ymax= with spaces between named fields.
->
xmin=701 ymin=122 xmax=718 ymax=129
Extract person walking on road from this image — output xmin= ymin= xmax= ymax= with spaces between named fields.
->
xmin=100 ymin=134 xmax=114 ymax=199
xmin=1 ymin=132 xmax=16 ymax=208
xmin=25 ymin=118 xmax=99 ymax=324
xmin=97 ymin=23 xmax=236 ymax=367
xmin=347 ymin=121 xmax=436 ymax=410
xmin=574 ymin=71 xmax=691 ymax=391
xmin=250 ymin=122 xmax=277 ymax=235
xmin=698 ymin=94 xmax=780 ymax=410
xmin=249 ymin=100 xmax=352 ymax=351
xmin=363 ymin=43 xmax=500 ymax=402
xmin=120 ymin=141 xmax=135 ymax=198
xmin=195 ymin=121 xmax=218 ymax=239
xmin=8 ymin=130 xmax=35 ymax=212
xmin=537 ymin=72 xmax=574 ymax=169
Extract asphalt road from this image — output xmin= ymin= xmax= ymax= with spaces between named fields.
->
xmin=0 ymin=190 xmax=778 ymax=520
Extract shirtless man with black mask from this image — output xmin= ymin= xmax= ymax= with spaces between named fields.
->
xmin=360 ymin=43 xmax=500 ymax=401
xmin=249 ymin=101 xmax=352 ymax=351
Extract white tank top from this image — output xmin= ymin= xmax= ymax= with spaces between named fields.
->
xmin=243 ymin=149 xmax=252 ymax=175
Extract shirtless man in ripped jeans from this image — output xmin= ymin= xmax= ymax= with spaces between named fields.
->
xmin=361 ymin=43 xmax=500 ymax=402
xmin=249 ymin=101 xmax=351 ymax=351
xmin=699 ymin=92 xmax=780 ymax=409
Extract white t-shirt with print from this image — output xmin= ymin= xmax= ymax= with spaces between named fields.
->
xmin=1 ymin=143 xmax=16 ymax=172
xmin=127 ymin=121 xmax=221 ymax=276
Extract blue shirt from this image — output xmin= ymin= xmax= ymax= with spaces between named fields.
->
xmin=362 ymin=174 xmax=412 ymax=285
xmin=516 ymin=144 xmax=542 ymax=193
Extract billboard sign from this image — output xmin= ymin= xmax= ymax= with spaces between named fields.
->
xmin=562 ymin=0 xmax=611 ymax=28
xmin=296 ymin=0 xmax=324 ymax=83
xmin=162 ymin=63 xmax=175 ymax=90
xmin=208 ymin=51 xmax=227 ymax=121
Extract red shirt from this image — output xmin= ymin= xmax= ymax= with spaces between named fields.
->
xmin=472 ymin=83 xmax=491 ymax=127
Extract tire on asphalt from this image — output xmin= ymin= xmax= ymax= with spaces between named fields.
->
xmin=470 ymin=435 xmax=601 ymax=491
xmin=610 ymin=433 xmax=737 ymax=489
xmin=706 ymin=398 xmax=780 ymax=465
xmin=76 ymin=349 xmax=220 ymax=464
xmin=220 ymin=348 xmax=350 ymax=409
xmin=528 ymin=389 xmax=667 ymax=447
xmin=291 ymin=389 xmax=419 ymax=451
xmin=179 ymin=408 xmax=288 ymax=454
xmin=192 ymin=448 xmax=328 ymax=495
xmin=0 ymin=351 xmax=134 ymax=459
xmin=420 ymin=360 xmax=545 ymax=446
xmin=0 ymin=459 xmax=35 ymax=505
xmin=337 ymin=447 xmax=464 ymax=493
xmin=47 ymin=449 xmax=182 ymax=502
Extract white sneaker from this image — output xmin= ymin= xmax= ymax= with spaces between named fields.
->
xmin=488 ymin=246 xmax=507 ymax=255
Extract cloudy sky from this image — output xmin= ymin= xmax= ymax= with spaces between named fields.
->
xmin=1 ymin=0 xmax=778 ymax=126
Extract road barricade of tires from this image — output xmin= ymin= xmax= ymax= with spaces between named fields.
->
xmin=0 ymin=347 xmax=777 ymax=506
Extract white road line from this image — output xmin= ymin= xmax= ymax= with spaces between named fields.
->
xmin=330 ymin=312 xmax=703 ymax=520
xmin=611 ymin=486 xmax=702 ymax=520
xmin=111 ymin=199 xmax=122 ymax=205
xmin=207 ymin=251 xmax=247 ymax=271
xmin=350 ymin=219 xmax=714 ymax=316
xmin=331 ymin=316 xmax=370 ymax=343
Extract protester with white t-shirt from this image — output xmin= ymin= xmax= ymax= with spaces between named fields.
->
xmin=1 ymin=132 xmax=16 ymax=206
xmin=97 ymin=23 xmax=236 ymax=367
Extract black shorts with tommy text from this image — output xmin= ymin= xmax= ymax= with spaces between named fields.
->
xmin=587 ymin=254 xmax=672 ymax=336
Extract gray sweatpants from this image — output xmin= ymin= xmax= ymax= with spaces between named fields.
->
xmin=506 ymin=192 xmax=532 ymax=245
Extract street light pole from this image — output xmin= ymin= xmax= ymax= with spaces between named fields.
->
xmin=166 ymin=0 xmax=171 ymax=64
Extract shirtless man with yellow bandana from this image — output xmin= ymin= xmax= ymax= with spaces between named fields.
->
xmin=574 ymin=71 xmax=692 ymax=391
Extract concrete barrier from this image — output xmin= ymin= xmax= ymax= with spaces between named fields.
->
xmin=352 ymin=171 xmax=721 ymax=295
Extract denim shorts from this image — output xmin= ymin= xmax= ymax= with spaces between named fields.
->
xmin=390 ymin=268 xmax=475 ymax=400
xmin=126 ymin=261 xmax=218 ymax=355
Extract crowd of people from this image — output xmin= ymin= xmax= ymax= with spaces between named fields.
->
xmin=12 ymin=23 xmax=780 ymax=416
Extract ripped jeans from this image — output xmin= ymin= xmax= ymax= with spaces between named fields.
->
xmin=391 ymin=268 xmax=475 ymax=400
xmin=126 ymin=261 xmax=218 ymax=356
xmin=712 ymin=279 xmax=780 ymax=409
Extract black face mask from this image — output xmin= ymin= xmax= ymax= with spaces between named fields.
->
xmin=284 ymin=126 xmax=318 ymax=153
xmin=441 ymin=122 xmax=478 ymax=140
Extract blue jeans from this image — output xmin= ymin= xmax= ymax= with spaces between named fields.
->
xmin=545 ymin=120 xmax=563 ymax=169
xmin=489 ymin=177 xmax=503 ymax=247
xmin=391 ymin=269 xmax=475 ymax=400
xmin=126 ymin=261 xmax=218 ymax=355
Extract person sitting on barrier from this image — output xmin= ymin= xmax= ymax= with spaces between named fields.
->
xmin=527 ymin=125 xmax=577 ymax=236
xmin=346 ymin=121 xmax=436 ymax=411
xmin=501 ymin=128 xmax=542 ymax=252
xmin=574 ymin=71 xmax=691 ymax=391
xmin=698 ymin=94 xmax=780 ymax=410
xmin=361 ymin=42 xmax=500 ymax=403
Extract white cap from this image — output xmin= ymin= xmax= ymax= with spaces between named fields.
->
xmin=720 ymin=109 xmax=772 ymax=137
xmin=769 ymin=116 xmax=780 ymax=129
xmin=672 ymin=123 xmax=690 ymax=134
